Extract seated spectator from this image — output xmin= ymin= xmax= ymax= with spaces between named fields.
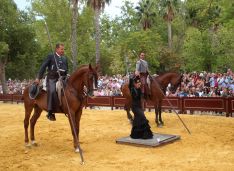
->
xmin=188 ymin=87 xmax=199 ymax=97
xmin=221 ymin=88 xmax=229 ymax=97
xmin=202 ymin=87 xmax=210 ymax=97
xmin=177 ymin=87 xmax=188 ymax=97
xmin=95 ymin=88 xmax=104 ymax=96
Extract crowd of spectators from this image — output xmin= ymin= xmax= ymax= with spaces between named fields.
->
xmin=167 ymin=69 xmax=234 ymax=97
xmin=0 ymin=79 xmax=33 ymax=95
xmin=0 ymin=69 xmax=233 ymax=97
xmin=94 ymin=69 xmax=234 ymax=97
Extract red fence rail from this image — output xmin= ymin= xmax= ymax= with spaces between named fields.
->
xmin=0 ymin=94 xmax=233 ymax=117
xmin=87 ymin=96 xmax=233 ymax=117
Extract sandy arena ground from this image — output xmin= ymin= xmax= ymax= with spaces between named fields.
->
xmin=0 ymin=103 xmax=233 ymax=171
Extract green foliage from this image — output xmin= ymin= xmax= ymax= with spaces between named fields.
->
xmin=158 ymin=47 xmax=182 ymax=73
xmin=118 ymin=1 xmax=139 ymax=32
xmin=0 ymin=42 xmax=9 ymax=62
xmin=182 ymin=27 xmax=204 ymax=71
xmin=1 ymin=0 xmax=233 ymax=80
xmin=135 ymin=0 xmax=157 ymax=30
xmin=185 ymin=0 xmax=221 ymax=30
xmin=87 ymin=0 xmax=111 ymax=11
xmin=119 ymin=30 xmax=163 ymax=74
xmin=0 ymin=0 xmax=40 ymax=80
xmin=213 ymin=27 xmax=234 ymax=71
xmin=31 ymin=0 xmax=71 ymax=50
xmin=76 ymin=7 xmax=96 ymax=66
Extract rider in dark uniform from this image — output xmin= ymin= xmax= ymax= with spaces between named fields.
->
xmin=130 ymin=76 xmax=153 ymax=139
xmin=35 ymin=43 xmax=68 ymax=121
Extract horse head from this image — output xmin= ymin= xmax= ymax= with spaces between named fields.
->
xmin=169 ymin=73 xmax=183 ymax=93
xmin=68 ymin=64 xmax=99 ymax=97
xmin=83 ymin=64 xmax=99 ymax=97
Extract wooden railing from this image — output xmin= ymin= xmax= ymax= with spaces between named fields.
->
xmin=0 ymin=94 xmax=233 ymax=117
xmin=0 ymin=94 xmax=23 ymax=104
xmin=87 ymin=96 xmax=234 ymax=117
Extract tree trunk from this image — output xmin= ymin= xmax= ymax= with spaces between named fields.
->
xmin=0 ymin=63 xmax=8 ymax=94
xmin=167 ymin=20 xmax=172 ymax=49
xmin=71 ymin=0 xmax=78 ymax=71
xmin=94 ymin=8 xmax=101 ymax=66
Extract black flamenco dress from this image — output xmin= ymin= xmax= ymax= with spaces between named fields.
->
xmin=130 ymin=87 xmax=153 ymax=139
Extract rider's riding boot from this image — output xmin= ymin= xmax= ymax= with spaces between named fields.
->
xmin=47 ymin=110 xmax=56 ymax=121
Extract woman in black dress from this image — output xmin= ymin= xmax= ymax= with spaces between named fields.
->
xmin=129 ymin=76 xmax=153 ymax=139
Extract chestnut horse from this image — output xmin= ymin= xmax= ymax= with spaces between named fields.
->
xmin=122 ymin=72 xmax=182 ymax=127
xmin=23 ymin=64 xmax=98 ymax=153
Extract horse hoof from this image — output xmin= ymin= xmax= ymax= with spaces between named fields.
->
xmin=25 ymin=143 xmax=31 ymax=148
xmin=129 ymin=120 xmax=133 ymax=125
xmin=31 ymin=141 xmax=38 ymax=147
xmin=157 ymin=124 xmax=163 ymax=128
xmin=75 ymin=148 xmax=80 ymax=153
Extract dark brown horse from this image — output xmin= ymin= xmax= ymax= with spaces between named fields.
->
xmin=122 ymin=72 xmax=182 ymax=127
xmin=23 ymin=64 xmax=98 ymax=153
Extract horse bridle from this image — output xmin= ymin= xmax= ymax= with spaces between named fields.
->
xmin=169 ymin=74 xmax=182 ymax=93
xmin=84 ymin=71 xmax=97 ymax=96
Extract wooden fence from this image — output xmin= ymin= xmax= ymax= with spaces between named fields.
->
xmin=0 ymin=94 xmax=233 ymax=117
xmin=87 ymin=96 xmax=234 ymax=117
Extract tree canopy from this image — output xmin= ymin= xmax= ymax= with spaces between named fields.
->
xmin=1 ymin=0 xmax=233 ymax=82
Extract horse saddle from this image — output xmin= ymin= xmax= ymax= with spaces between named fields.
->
xmin=40 ymin=76 xmax=68 ymax=106
xmin=128 ymin=75 xmax=152 ymax=97
xmin=146 ymin=75 xmax=151 ymax=90
xmin=56 ymin=78 xmax=64 ymax=106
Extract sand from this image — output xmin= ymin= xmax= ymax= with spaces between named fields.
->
xmin=0 ymin=103 xmax=233 ymax=171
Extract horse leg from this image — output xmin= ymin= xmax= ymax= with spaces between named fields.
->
xmin=74 ymin=109 xmax=83 ymax=153
xmin=24 ymin=103 xmax=34 ymax=147
xmin=67 ymin=110 xmax=79 ymax=152
xmin=30 ymin=105 xmax=42 ymax=146
xmin=158 ymin=105 xmax=164 ymax=126
xmin=155 ymin=106 xmax=161 ymax=127
xmin=124 ymin=98 xmax=133 ymax=124
xmin=158 ymin=100 xmax=164 ymax=125
xmin=125 ymin=104 xmax=133 ymax=124
xmin=127 ymin=109 xmax=133 ymax=125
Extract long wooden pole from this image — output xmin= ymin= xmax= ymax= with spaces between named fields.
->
xmin=44 ymin=21 xmax=84 ymax=164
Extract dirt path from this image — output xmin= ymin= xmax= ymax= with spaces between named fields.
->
xmin=0 ymin=103 xmax=233 ymax=171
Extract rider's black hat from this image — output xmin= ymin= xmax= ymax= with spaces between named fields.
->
xmin=29 ymin=82 xmax=40 ymax=99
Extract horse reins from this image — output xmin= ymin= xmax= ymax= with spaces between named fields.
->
xmin=151 ymin=74 xmax=191 ymax=134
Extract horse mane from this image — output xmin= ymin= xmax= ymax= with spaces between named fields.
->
xmin=158 ymin=72 xmax=180 ymax=77
xmin=67 ymin=65 xmax=90 ymax=88
xmin=156 ymin=72 xmax=181 ymax=81
xmin=68 ymin=65 xmax=88 ymax=81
